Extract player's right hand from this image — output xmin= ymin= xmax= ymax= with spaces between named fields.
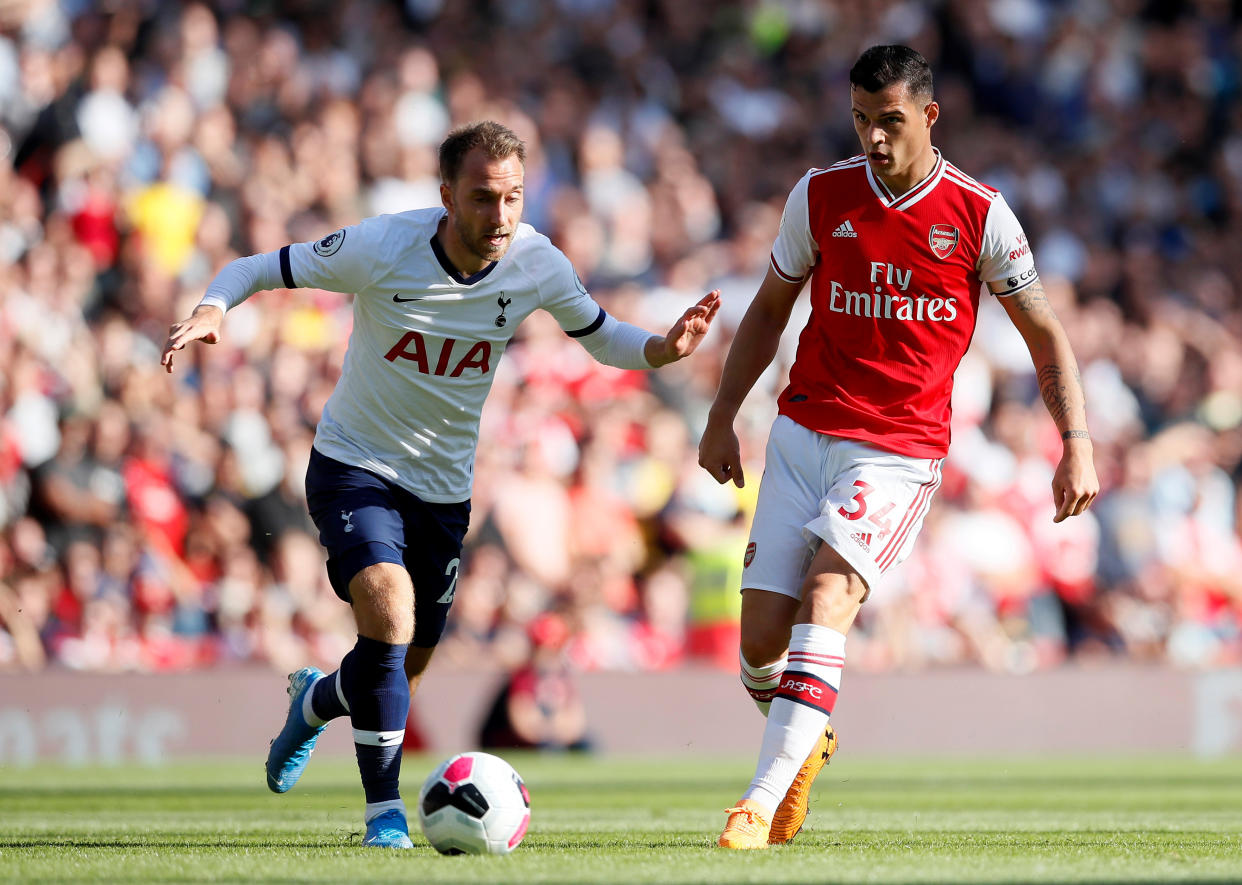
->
xmin=161 ymin=304 xmax=224 ymax=374
xmin=698 ymin=416 xmax=745 ymax=488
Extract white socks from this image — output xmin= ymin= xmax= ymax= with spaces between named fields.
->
xmin=742 ymin=623 xmax=845 ymax=815
xmin=739 ymin=650 xmax=787 ymax=717
xmin=364 ymin=797 xmax=407 ymax=823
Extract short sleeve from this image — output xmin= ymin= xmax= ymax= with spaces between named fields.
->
xmin=539 ymin=249 xmax=605 ymax=336
xmin=770 ymin=171 xmax=817 ymax=283
xmin=977 ymin=195 xmax=1038 ymax=295
xmin=284 ymin=217 xmax=387 ymax=295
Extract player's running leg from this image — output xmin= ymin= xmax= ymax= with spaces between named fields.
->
xmin=769 ymin=718 xmax=838 ymax=844
xmin=347 ymin=562 xmax=415 ymax=849
xmin=265 ymin=666 xmax=329 ymax=793
xmin=718 ymin=590 xmax=794 ymax=849
xmin=732 ymin=593 xmax=840 ymax=843
xmin=720 ymin=545 xmax=859 ymax=849
xmin=736 ymin=588 xmax=798 ymax=717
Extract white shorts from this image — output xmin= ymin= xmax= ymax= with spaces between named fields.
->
xmin=742 ymin=415 xmax=943 ymax=598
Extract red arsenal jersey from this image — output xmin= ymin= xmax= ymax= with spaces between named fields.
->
xmin=769 ymin=150 xmax=1037 ymax=458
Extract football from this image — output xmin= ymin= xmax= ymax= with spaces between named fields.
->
xmin=417 ymin=752 xmax=531 ymax=855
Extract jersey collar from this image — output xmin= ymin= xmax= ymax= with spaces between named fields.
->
xmin=865 ymin=148 xmax=945 ymax=212
xmin=430 ymin=213 xmax=500 ymax=285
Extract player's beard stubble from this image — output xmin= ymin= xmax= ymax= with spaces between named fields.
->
xmin=455 ymin=214 xmax=513 ymax=264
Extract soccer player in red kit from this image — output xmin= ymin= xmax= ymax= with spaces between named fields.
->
xmin=699 ymin=45 xmax=1099 ymax=849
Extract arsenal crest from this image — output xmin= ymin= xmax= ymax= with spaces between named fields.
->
xmin=928 ymin=224 xmax=958 ymax=260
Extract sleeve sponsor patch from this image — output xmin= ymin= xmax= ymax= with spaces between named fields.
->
xmin=313 ymin=229 xmax=346 ymax=257
xmin=995 ymin=267 xmax=1039 ymax=295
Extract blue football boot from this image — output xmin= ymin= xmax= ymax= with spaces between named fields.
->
xmin=265 ymin=667 xmax=327 ymax=793
xmin=362 ymin=809 xmax=413 ymax=849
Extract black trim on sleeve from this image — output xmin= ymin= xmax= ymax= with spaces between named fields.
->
xmin=279 ymin=246 xmax=296 ymax=289
xmin=565 ymin=306 xmax=607 ymax=338
xmin=991 ymin=269 xmax=1039 ymax=296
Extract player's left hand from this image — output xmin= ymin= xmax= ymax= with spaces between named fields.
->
xmin=1051 ymin=441 xmax=1099 ymax=522
xmin=650 ymin=290 xmax=721 ymax=366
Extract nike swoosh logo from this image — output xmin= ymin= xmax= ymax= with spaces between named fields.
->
xmin=392 ymin=294 xmax=423 ymax=303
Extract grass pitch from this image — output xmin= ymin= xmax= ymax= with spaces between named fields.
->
xmin=2 ymin=754 xmax=1240 ymax=883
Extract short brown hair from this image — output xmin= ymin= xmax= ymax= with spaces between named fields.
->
xmin=438 ymin=121 xmax=526 ymax=184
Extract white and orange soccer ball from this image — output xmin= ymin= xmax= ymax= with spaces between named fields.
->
xmin=417 ymin=752 xmax=531 ymax=855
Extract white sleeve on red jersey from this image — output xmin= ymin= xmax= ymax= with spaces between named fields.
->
xmin=977 ymin=195 xmax=1038 ymax=295
xmin=770 ymin=170 xmax=818 ymax=283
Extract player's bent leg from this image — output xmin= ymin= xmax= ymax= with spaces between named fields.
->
xmin=769 ymin=721 xmax=839 ymax=844
xmin=265 ymin=543 xmax=411 ymax=796
xmin=752 ymin=544 xmax=862 ymax=843
xmin=265 ymin=666 xmax=329 ymax=793
xmin=343 ymin=563 xmax=416 ymax=837
xmin=738 ymin=589 xmax=799 ymax=716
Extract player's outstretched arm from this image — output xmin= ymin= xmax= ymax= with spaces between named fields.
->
xmin=698 ymin=266 xmax=805 ymax=488
xmin=161 ymin=304 xmax=224 ymax=374
xmin=996 ymin=278 xmax=1100 ymax=522
xmin=162 ymin=225 xmax=373 ymax=374
xmin=644 ymin=290 xmax=722 ymax=367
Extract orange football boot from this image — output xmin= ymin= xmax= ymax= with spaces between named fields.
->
xmin=717 ymin=799 xmax=771 ymax=850
xmin=768 ymin=723 xmax=838 ymax=844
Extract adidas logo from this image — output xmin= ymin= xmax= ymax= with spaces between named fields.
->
xmin=832 ymin=219 xmax=858 ymax=238
xmin=849 ymin=531 xmax=872 ymax=551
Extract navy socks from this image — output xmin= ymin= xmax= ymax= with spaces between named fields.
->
xmin=313 ymin=635 xmax=409 ymax=805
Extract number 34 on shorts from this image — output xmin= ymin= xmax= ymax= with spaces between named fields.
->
xmin=742 ymin=416 xmax=944 ymax=596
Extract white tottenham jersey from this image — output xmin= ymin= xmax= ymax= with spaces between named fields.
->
xmin=214 ymin=209 xmax=620 ymax=502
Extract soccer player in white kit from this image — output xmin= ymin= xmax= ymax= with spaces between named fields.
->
xmin=698 ymin=46 xmax=1099 ymax=849
xmin=162 ymin=121 xmax=720 ymax=848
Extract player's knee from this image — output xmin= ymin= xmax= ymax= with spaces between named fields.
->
xmin=738 ymin=588 xmax=798 ymax=665
xmin=739 ymin=628 xmax=789 ymax=669
xmin=351 ymin=563 xmax=415 ymax=643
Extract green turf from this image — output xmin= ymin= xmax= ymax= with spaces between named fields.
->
xmin=2 ymin=754 xmax=1240 ymax=883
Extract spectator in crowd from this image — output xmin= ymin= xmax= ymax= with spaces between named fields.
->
xmin=1 ymin=1 xmax=1241 ymax=677
xmin=478 ymin=612 xmax=591 ymax=752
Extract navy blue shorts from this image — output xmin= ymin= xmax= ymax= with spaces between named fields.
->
xmin=304 ymin=447 xmax=470 ymax=648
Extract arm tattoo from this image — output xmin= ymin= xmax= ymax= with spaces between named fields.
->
xmin=1010 ymin=280 xmax=1055 ymax=322
xmin=1037 ymin=364 xmax=1071 ymax=424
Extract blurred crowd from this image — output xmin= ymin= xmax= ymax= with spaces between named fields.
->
xmin=1 ymin=0 xmax=1241 ymax=679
